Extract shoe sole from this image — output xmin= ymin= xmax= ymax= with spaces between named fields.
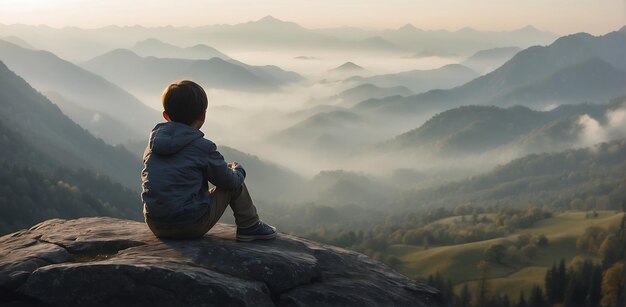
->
xmin=236 ymin=233 xmax=277 ymax=242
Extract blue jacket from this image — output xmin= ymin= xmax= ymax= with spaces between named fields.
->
xmin=141 ymin=121 xmax=246 ymax=224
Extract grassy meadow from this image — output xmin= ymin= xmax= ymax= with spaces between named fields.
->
xmin=388 ymin=211 xmax=625 ymax=298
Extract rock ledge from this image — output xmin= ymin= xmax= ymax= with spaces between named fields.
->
xmin=0 ymin=217 xmax=441 ymax=306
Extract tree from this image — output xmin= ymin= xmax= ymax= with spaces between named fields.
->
xmin=545 ymin=262 xmax=557 ymax=303
xmin=536 ymin=235 xmax=549 ymax=247
xmin=459 ymin=283 xmax=471 ymax=307
xmin=502 ymin=294 xmax=511 ymax=307
xmin=599 ymin=234 xmax=622 ymax=268
xmin=601 ymin=262 xmax=624 ymax=307
xmin=520 ymin=244 xmax=538 ymax=264
xmin=517 ymin=289 xmax=527 ymax=307
xmin=475 ymin=260 xmax=490 ymax=307
xmin=556 ymin=258 xmax=568 ymax=302
xmin=589 ymin=264 xmax=603 ymax=307
xmin=484 ymin=243 xmax=507 ymax=264
xmin=528 ymin=285 xmax=544 ymax=307
xmin=576 ymin=226 xmax=608 ymax=254
xmin=564 ymin=272 xmax=586 ymax=307
xmin=444 ymin=278 xmax=454 ymax=304
xmin=580 ymin=259 xmax=594 ymax=304
xmin=422 ymin=236 xmax=430 ymax=250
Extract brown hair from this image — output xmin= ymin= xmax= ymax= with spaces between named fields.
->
xmin=161 ymin=80 xmax=208 ymax=125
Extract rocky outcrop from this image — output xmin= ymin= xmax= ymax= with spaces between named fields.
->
xmin=0 ymin=217 xmax=442 ymax=306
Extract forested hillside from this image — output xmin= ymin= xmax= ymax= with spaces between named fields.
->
xmin=0 ymin=119 xmax=140 ymax=235
xmin=0 ymin=61 xmax=141 ymax=189
xmin=406 ymin=138 xmax=626 ymax=211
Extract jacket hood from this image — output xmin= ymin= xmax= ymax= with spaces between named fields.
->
xmin=149 ymin=122 xmax=204 ymax=155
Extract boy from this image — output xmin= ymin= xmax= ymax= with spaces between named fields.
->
xmin=141 ymin=80 xmax=276 ymax=241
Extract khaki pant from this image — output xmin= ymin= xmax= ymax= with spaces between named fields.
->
xmin=146 ymin=183 xmax=259 ymax=239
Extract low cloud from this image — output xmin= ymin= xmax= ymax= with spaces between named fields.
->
xmin=578 ymin=114 xmax=607 ymax=146
xmin=577 ymin=106 xmax=626 ymax=147
xmin=90 ymin=113 xmax=101 ymax=124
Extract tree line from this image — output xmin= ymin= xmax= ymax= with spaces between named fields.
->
xmin=427 ymin=204 xmax=626 ymax=307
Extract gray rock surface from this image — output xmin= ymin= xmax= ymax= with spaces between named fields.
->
xmin=0 ymin=217 xmax=442 ymax=306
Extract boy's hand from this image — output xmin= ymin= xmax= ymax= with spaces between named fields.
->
xmin=228 ymin=161 xmax=239 ymax=169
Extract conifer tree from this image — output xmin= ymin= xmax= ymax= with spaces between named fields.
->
xmin=589 ymin=264 xmax=602 ymax=307
xmin=475 ymin=261 xmax=490 ymax=307
xmin=545 ymin=261 xmax=557 ymax=302
xmin=556 ymin=258 xmax=568 ymax=302
xmin=502 ymin=294 xmax=511 ymax=307
xmin=445 ymin=278 xmax=454 ymax=303
xmin=517 ymin=289 xmax=527 ymax=307
xmin=528 ymin=285 xmax=544 ymax=307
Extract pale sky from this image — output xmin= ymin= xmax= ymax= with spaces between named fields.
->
xmin=0 ymin=0 xmax=624 ymax=35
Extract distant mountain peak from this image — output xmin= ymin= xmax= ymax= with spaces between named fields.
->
xmin=457 ymin=26 xmax=478 ymax=33
xmin=132 ymin=38 xmax=172 ymax=49
xmin=257 ymin=15 xmax=283 ymax=24
xmin=130 ymin=38 xmax=229 ymax=60
xmin=187 ymin=44 xmax=214 ymax=51
xmin=551 ymin=32 xmax=595 ymax=47
xmin=137 ymin=38 xmax=163 ymax=44
xmin=520 ymin=25 xmax=538 ymax=31
xmin=245 ymin=15 xmax=304 ymax=30
xmin=85 ymin=48 xmax=143 ymax=64
xmin=466 ymin=46 xmax=522 ymax=59
xmin=331 ymin=62 xmax=365 ymax=72
xmin=103 ymin=48 xmax=142 ymax=59
xmin=439 ymin=63 xmax=476 ymax=73
xmin=399 ymin=24 xmax=418 ymax=31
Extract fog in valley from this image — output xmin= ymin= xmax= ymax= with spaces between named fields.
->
xmin=2 ymin=17 xmax=626 ymax=205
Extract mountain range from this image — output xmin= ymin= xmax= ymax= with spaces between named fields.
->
xmin=355 ymin=28 xmax=626 ymax=115
xmin=0 ymin=61 xmax=141 ymax=189
xmin=43 ymin=91 xmax=144 ymax=144
xmin=332 ymin=84 xmax=414 ymax=107
xmin=404 ymin=137 xmax=626 ymax=211
xmin=0 ymin=39 xmax=159 ymax=142
xmin=0 ymin=60 xmax=146 ymax=234
xmin=461 ymin=47 xmax=522 ymax=74
xmin=0 ymin=17 xmax=558 ymax=61
xmin=383 ymin=98 xmax=626 ymax=158
xmin=269 ymin=110 xmax=375 ymax=156
xmin=318 ymin=24 xmax=557 ymax=55
xmin=81 ymin=49 xmax=303 ymax=96
xmin=130 ymin=38 xmax=230 ymax=60
xmin=1 ymin=35 xmax=33 ymax=49
xmin=346 ymin=64 xmax=479 ymax=94
xmin=495 ymin=58 xmax=626 ymax=107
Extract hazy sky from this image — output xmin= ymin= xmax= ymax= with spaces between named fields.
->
xmin=0 ymin=0 xmax=624 ymax=34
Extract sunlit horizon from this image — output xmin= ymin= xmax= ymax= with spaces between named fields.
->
xmin=1 ymin=0 xmax=625 ymax=35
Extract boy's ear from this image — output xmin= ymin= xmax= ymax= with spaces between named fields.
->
xmin=198 ymin=111 xmax=206 ymax=122
xmin=162 ymin=111 xmax=171 ymax=121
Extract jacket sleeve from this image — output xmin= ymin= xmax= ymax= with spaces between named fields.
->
xmin=203 ymin=141 xmax=246 ymax=190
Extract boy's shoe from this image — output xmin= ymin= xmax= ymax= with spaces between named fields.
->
xmin=236 ymin=220 xmax=277 ymax=242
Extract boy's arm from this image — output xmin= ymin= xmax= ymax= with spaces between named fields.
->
xmin=205 ymin=143 xmax=246 ymax=190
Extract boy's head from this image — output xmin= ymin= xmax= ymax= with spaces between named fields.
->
xmin=161 ymin=80 xmax=208 ymax=126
